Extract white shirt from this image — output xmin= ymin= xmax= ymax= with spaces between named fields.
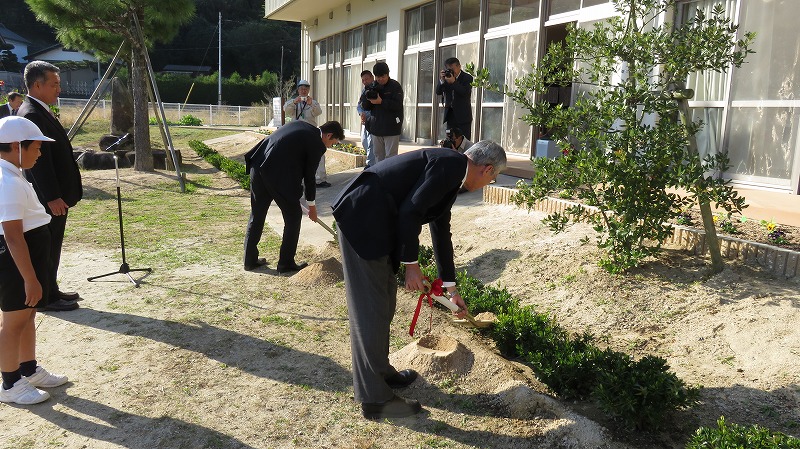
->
xmin=0 ymin=159 xmax=51 ymax=234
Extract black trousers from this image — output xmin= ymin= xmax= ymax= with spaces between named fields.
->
xmin=444 ymin=109 xmax=472 ymax=141
xmin=47 ymin=212 xmax=67 ymax=297
xmin=243 ymin=168 xmax=302 ymax=268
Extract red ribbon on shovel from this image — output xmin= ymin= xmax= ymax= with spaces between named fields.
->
xmin=409 ymin=278 xmax=443 ymax=336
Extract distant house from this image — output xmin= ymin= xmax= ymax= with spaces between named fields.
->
xmin=26 ymin=44 xmax=99 ymax=98
xmin=161 ymin=65 xmax=213 ymax=77
xmin=0 ymin=23 xmax=31 ymax=62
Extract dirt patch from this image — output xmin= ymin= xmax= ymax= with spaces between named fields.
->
xmin=290 ymin=257 xmax=344 ymax=286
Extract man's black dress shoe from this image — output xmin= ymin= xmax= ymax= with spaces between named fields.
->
xmin=57 ymin=291 xmax=80 ymax=301
xmin=244 ymin=258 xmax=268 ymax=271
xmin=316 ymin=181 xmax=332 ymax=188
xmin=362 ymin=395 xmax=422 ymax=419
xmin=276 ymin=262 xmax=308 ymax=274
xmin=385 ymin=369 xmax=418 ymax=389
xmin=38 ymin=299 xmax=79 ymax=312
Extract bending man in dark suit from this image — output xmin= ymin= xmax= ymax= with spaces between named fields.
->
xmin=18 ymin=61 xmax=82 ymax=312
xmin=436 ymin=57 xmax=474 ymax=140
xmin=243 ymin=120 xmax=344 ymax=273
xmin=332 ymin=141 xmax=507 ymax=419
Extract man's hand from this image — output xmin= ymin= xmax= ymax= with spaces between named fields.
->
xmin=307 ymin=205 xmax=318 ymax=222
xmin=360 ymin=113 xmax=367 ymax=125
xmin=306 ymin=96 xmax=313 ymax=105
xmin=439 ymin=70 xmax=447 ymax=81
xmin=368 ymin=94 xmax=383 ymax=105
xmin=294 ymin=97 xmax=303 ymax=104
xmin=48 ymin=198 xmax=68 ymax=216
xmin=403 ymin=263 xmax=425 ymax=292
xmin=448 ymin=291 xmax=467 ymax=319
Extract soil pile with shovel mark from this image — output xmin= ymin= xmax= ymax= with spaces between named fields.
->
xmin=291 ymin=257 xmax=344 ymax=286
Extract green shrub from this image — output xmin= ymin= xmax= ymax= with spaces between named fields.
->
xmin=594 ymin=352 xmax=700 ymax=429
xmin=188 ymin=140 xmax=249 ymax=190
xmin=686 ymin=417 xmax=800 ymax=448
xmin=410 ymin=244 xmax=699 ymax=429
xmin=331 ymin=142 xmax=366 ymax=155
xmin=178 ymin=114 xmax=203 ymax=126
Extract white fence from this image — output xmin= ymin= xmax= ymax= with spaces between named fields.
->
xmin=56 ymin=98 xmax=273 ymax=127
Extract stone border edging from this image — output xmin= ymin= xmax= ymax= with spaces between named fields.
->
xmin=483 ymin=185 xmax=800 ymax=278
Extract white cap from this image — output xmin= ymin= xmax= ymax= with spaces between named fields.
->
xmin=297 ymin=79 xmax=311 ymax=87
xmin=0 ymin=116 xmax=55 ymax=143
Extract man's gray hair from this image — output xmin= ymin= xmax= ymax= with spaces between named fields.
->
xmin=24 ymin=61 xmax=60 ymax=89
xmin=464 ymin=140 xmax=507 ymax=173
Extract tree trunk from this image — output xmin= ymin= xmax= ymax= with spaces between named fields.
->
xmin=674 ymin=88 xmax=725 ymax=273
xmin=131 ymin=40 xmax=153 ymax=172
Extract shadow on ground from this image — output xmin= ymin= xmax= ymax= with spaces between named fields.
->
xmin=52 ymin=309 xmax=351 ymax=393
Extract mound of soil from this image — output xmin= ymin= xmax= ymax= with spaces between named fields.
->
xmin=290 ymin=257 xmax=343 ymax=286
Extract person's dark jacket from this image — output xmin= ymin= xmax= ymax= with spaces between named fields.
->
xmin=436 ymin=70 xmax=473 ymax=125
xmin=359 ymin=78 xmax=404 ymax=137
xmin=332 ymin=147 xmax=467 ymax=281
xmin=18 ymin=98 xmax=83 ymax=209
xmin=244 ymin=120 xmax=325 ymax=203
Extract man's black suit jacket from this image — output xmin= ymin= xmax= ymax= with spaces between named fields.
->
xmin=436 ymin=71 xmax=474 ymax=125
xmin=244 ymin=120 xmax=326 ymax=203
xmin=0 ymin=103 xmax=12 ymax=118
xmin=18 ymin=98 xmax=83 ymax=208
xmin=332 ymin=148 xmax=468 ymax=281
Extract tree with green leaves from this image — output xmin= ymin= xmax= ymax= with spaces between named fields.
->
xmin=26 ymin=0 xmax=195 ymax=171
xmin=473 ymin=0 xmax=753 ymax=273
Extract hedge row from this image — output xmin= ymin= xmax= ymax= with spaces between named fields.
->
xmin=412 ymin=246 xmax=698 ymax=430
xmin=156 ymin=71 xmax=279 ymax=106
xmin=188 ymin=140 xmax=249 ymax=190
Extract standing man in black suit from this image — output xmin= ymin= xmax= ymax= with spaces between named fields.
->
xmin=0 ymin=93 xmax=24 ymax=118
xmin=18 ymin=61 xmax=82 ymax=312
xmin=332 ymin=141 xmax=507 ymax=419
xmin=243 ymin=119 xmax=344 ymax=273
xmin=436 ymin=57 xmax=474 ymax=140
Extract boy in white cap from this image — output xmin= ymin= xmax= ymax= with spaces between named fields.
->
xmin=283 ymin=80 xmax=330 ymax=187
xmin=0 ymin=116 xmax=69 ymax=405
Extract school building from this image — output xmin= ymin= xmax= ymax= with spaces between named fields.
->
xmin=265 ymin=0 xmax=800 ymax=194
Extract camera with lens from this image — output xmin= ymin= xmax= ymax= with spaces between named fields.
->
xmin=439 ymin=129 xmax=458 ymax=149
xmin=443 ymin=68 xmax=454 ymax=79
xmin=365 ymin=81 xmax=380 ymax=100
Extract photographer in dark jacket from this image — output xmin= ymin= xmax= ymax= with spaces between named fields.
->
xmin=436 ymin=57 xmax=473 ymax=140
xmin=359 ymin=62 xmax=403 ymax=163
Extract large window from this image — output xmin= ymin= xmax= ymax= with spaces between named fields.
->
xmin=488 ymin=0 xmax=540 ymax=29
xmin=407 ymin=3 xmax=436 ymax=45
xmin=442 ymin=0 xmax=480 ymax=38
xmin=312 ymin=18 xmax=387 ymax=133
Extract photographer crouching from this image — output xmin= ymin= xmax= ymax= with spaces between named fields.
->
xmin=440 ymin=127 xmax=473 ymax=153
xmin=359 ymin=62 xmax=404 ymax=162
xmin=436 ymin=57 xmax=473 ymax=140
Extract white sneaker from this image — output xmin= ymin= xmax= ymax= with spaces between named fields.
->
xmin=24 ymin=366 xmax=68 ymax=388
xmin=0 ymin=378 xmax=50 ymax=405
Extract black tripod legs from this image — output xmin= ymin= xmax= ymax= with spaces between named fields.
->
xmin=87 ymin=263 xmax=152 ymax=287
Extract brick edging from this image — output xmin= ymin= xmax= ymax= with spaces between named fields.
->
xmin=483 ymin=185 xmax=800 ymax=278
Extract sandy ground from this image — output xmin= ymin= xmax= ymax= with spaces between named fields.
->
xmin=2 ymin=134 xmax=799 ymax=449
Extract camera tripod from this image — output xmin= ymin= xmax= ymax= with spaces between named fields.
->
xmin=87 ymin=135 xmax=152 ymax=287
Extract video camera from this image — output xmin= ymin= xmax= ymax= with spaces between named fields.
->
xmin=365 ymin=81 xmax=380 ymax=100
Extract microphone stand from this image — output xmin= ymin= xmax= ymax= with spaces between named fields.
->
xmin=87 ymin=135 xmax=152 ymax=287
